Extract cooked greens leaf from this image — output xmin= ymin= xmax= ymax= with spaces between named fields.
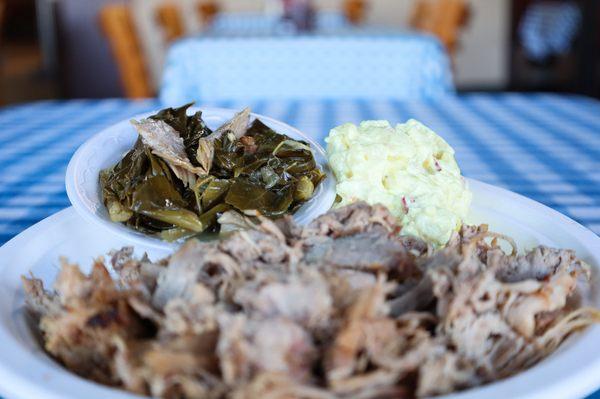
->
xmin=160 ymin=227 xmax=196 ymax=242
xmin=272 ymin=139 xmax=312 ymax=156
xmin=105 ymin=197 xmax=133 ymax=222
xmin=200 ymin=179 xmax=231 ymax=210
xmin=259 ymin=166 xmax=280 ymax=189
xmin=131 ymin=174 xmax=205 ymax=232
xmin=245 ymin=120 xmax=288 ymax=158
xmin=100 ymin=137 xmax=148 ymax=222
xmin=192 ymin=175 xmax=215 ymax=213
xmin=225 ymin=178 xmax=294 ymax=217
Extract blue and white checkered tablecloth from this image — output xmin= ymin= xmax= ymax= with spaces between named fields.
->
xmin=206 ymin=11 xmax=405 ymax=38
xmin=2 ymin=93 xmax=600 ymax=248
xmin=1 ymin=93 xmax=600 ymax=398
xmin=160 ymin=33 xmax=453 ymax=104
xmin=207 ymin=11 xmax=351 ymax=37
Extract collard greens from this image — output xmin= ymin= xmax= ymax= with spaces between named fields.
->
xmin=100 ymin=104 xmax=324 ymax=240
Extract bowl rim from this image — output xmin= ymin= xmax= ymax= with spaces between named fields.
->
xmin=65 ymin=106 xmax=336 ymax=253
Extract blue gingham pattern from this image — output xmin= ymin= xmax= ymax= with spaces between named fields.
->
xmin=1 ymin=93 xmax=600 ymax=251
xmin=519 ymin=1 xmax=581 ymax=61
xmin=207 ymin=11 xmax=350 ymax=37
xmin=160 ymin=34 xmax=453 ymax=104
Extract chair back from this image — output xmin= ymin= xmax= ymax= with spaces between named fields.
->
xmin=156 ymin=2 xmax=185 ymax=43
xmin=411 ymin=0 xmax=470 ymax=53
xmin=344 ymin=0 xmax=366 ymax=25
xmin=99 ymin=4 xmax=152 ymax=98
xmin=197 ymin=1 xmax=219 ymax=25
xmin=160 ymin=36 xmax=454 ymax=104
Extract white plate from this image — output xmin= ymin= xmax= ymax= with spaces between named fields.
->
xmin=65 ymin=107 xmax=336 ymax=252
xmin=1 ymin=179 xmax=600 ymax=399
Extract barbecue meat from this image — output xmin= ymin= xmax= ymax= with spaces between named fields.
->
xmin=23 ymin=202 xmax=600 ymax=398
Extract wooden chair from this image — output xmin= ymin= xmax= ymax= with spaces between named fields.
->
xmin=156 ymin=2 xmax=185 ymax=43
xmin=344 ymin=0 xmax=367 ymax=25
xmin=411 ymin=0 xmax=470 ymax=55
xmin=155 ymin=1 xmax=219 ymax=43
xmin=197 ymin=1 xmax=219 ymax=25
xmin=99 ymin=4 xmax=153 ymax=98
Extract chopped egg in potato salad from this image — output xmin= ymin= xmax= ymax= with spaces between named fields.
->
xmin=326 ymin=119 xmax=472 ymax=247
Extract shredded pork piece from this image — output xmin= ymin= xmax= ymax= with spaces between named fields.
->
xmin=196 ymin=108 xmax=251 ymax=173
xmin=217 ymin=314 xmax=316 ymax=385
xmin=234 ymin=273 xmax=333 ymax=330
xmin=131 ymin=118 xmax=208 ymax=186
xmin=22 ymin=202 xmax=600 ymax=398
xmin=301 ymin=202 xmax=399 ymax=239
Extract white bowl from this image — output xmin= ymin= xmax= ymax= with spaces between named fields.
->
xmin=0 ymin=180 xmax=600 ymax=399
xmin=66 ymin=107 xmax=336 ymax=253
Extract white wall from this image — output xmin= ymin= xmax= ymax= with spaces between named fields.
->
xmin=453 ymin=0 xmax=510 ymax=88
xmin=217 ymin=0 xmax=263 ymax=12
xmin=365 ymin=0 xmax=414 ymax=26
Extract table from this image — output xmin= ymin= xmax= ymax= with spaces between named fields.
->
xmin=1 ymin=93 xmax=600 ymax=398
xmin=206 ymin=11 xmax=351 ymax=37
xmin=160 ymin=34 xmax=452 ymax=103
xmin=205 ymin=11 xmax=409 ymax=38
xmin=1 ymin=93 xmax=599 ymax=247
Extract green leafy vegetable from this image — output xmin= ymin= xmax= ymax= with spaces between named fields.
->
xmin=200 ymin=179 xmax=231 ymax=210
xmin=99 ymin=105 xmax=325 ymax=241
xmin=225 ymin=178 xmax=294 ymax=217
xmin=131 ymin=174 xmax=204 ymax=232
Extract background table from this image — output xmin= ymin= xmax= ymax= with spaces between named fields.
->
xmin=160 ymin=34 xmax=453 ymax=104
xmin=207 ymin=11 xmax=351 ymax=37
xmin=206 ymin=11 xmax=412 ymax=37
xmin=1 ymin=93 xmax=599 ymax=248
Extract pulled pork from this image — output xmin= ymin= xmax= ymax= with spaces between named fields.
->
xmin=23 ymin=203 xmax=600 ymax=398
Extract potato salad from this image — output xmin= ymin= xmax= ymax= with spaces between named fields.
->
xmin=326 ymin=119 xmax=471 ymax=247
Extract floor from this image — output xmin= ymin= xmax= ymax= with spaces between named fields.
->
xmin=0 ymin=40 xmax=59 ymax=106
